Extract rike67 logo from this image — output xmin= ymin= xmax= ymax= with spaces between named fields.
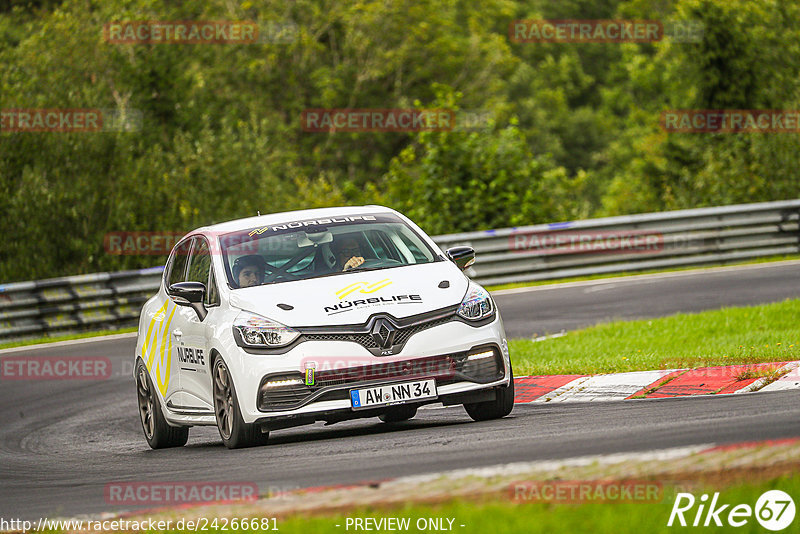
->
xmin=668 ymin=490 xmax=795 ymax=531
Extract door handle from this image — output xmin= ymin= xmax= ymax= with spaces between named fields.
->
xmin=172 ymin=329 xmax=183 ymax=339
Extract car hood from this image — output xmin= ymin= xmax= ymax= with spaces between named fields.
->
xmin=228 ymin=261 xmax=468 ymax=326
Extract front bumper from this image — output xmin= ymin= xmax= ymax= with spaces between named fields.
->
xmin=254 ymin=379 xmax=504 ymax=431
xmin=257 ymin=343 xmax=504 ymax=412
xmin=228 ymin=314 xmax=511 ymax=424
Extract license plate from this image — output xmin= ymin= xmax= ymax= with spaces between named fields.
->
xmin=350 ymin=379 xmax=437 ymax=410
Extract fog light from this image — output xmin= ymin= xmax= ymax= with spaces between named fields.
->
xmin=461 ymin=349 xmax=499 ymax=382
xmin=258 ymin=374 xmax=311 ymax=411
xmin=262 ymin=378 xmax=304 ymax=389
xmin=466 ymin=350 xmax=494 ymax=361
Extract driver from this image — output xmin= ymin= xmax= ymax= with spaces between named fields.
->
xmin=232 ymin=255 xmax=267 ymax=288
xmin=333 ymin=236 xmax=365 ymax=271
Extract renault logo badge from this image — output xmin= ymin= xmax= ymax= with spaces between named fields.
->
xmin=371 ymin=319 xmax=396 ymax=349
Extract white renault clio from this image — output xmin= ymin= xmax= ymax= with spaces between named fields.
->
xmin=135 ymin=206 xmax=513 ymax=449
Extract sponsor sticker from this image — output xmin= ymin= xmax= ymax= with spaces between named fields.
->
xmin=323 ymin=294 xmax=423 ymax=315
xmin=336 ymin=280 xmax=393 ymax=299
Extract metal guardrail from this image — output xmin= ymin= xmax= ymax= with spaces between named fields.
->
xmin=436 ymin=199 xmax=800 ymax=286
xmin=0 ymin=267 xmax=164 ymax=341
xmin=1 ymin=199 xmax=799 ymax=342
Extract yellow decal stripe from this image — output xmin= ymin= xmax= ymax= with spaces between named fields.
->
xmin=146 ymin=300 xmax=169 ymax=369
xmin=359 ymin=279 xmax=392 ymax=294
xmin=156 ymin=304 xmax=177 ymax=397
xmin=336 ymin=279 xmax=392 ymax=299
xmin=336 ymin=282 xmax=364 ymax=299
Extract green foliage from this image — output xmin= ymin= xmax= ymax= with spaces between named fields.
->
xmin=596 ymin=0 xmax=800 ymax=214
xmin=1 ymin=0 xmax=799 ymax=281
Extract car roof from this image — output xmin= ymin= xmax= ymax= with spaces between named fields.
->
xmin=192 ymin=205 xmax=401 ymax=235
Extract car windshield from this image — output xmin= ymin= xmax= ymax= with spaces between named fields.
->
xmin=220 ymin=213 xmax=438 ymax=288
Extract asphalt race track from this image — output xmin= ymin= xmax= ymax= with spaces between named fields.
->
xmin=2 ymin=261 xmax=800 ymax=519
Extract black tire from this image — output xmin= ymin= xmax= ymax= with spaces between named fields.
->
xmin=464 ymin=370 xmax=515 ymax=422
xmin=135 ymin=360 xmax=189 ymax=449
xmin=379 ymin=404 xmax=418 ymax=423
xmin=212 ymin=358 xmax=269 ymax=449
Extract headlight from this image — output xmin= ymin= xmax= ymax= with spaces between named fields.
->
xmin=233 ymin=312 xmax=300 ymax=348
xmin=457 ymin=282 xmax=495 ymax=321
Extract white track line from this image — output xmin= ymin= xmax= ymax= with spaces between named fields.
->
xmin=530 ymin=369 xmax=680 ymax=403
xmin=757 ymin=361 xmax=800 ymax=392
xmin=391 ymin=444 xmax=715 ymax=485
xmin=0 ymin=331 xmax=137 ymax=356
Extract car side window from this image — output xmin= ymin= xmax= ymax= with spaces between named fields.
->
xmin=206 ymin=267 xmax=220 ymax=306
xmin=167 ymin=238 xmax=193 ymax=287
xmin=186 ymin=237 xmax=211 ymax=286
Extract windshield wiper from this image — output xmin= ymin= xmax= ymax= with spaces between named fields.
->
xmin=343 ymin=265 xmax=385 ymax=274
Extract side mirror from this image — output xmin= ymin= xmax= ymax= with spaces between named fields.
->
xmin=445 ymin=246 xmax=476 ymax=271
xmin=168 ymin=281 xmax=208 ymax=321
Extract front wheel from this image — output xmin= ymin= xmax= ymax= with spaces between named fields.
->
xmin=464 ymin=371 xmax=515 ymax=422
xmin=135 ymin=360 xmax=189 ymax=449
xmin=213 ymin=358 xmax=269 ymax=449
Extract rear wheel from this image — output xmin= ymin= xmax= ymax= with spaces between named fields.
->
xmin=379 ymin=404 xmax=418 ymax=423
xmin=464 ymin=370 xmax=515 ymax=422
xmin=135 ymin=360 xmax=189 ymax=449
xmin=213 ymin=358 xmax=269 ymax=449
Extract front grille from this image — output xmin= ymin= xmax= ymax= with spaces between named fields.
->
xmin=257 ymin=346 xmax=504 ymax=412
xmin=392 ymin=316 xmax=454 ymax=346
xmin=314 ymin=353 xmax=456 ymax=388
xmin=261 ymin=387 xmax=311 ymax=409
xmin=298 ymin=311 xmax=456 ymax=355
xmin=304 ymin=332 xmax=378 ymax=349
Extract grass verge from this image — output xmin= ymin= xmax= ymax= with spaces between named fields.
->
xmin=508 ymin=299 xmax=800 ymax=376
xmin=159 ymin=473 xmax=800 ymax=534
